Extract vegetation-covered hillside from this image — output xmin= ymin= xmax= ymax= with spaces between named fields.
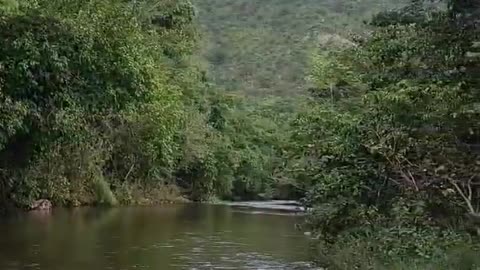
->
xmin=194 ymin=0 xmax=408 ymax=95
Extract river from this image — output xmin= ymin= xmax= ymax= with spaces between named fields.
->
xmin=0 ymin=204 xmax=318 ymax=270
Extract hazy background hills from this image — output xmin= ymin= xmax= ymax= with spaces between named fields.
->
xmin=193 ymin=0 xmax=409 ymax=96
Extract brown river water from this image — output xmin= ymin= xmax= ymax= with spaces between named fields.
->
xmin=0 ymin=204 xmax=318 ymax=270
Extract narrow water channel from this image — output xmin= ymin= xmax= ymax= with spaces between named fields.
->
xmin=0 ymin=204 xmax=317 ymax=270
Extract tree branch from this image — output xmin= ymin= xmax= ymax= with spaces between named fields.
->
xmin=449 ymin=177 xmax=476 ymax=214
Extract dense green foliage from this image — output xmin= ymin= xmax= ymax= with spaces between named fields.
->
xmin=0 ymin=0 xmax=296 ymax=208
xmin=294 ymin=0 xmax=480 ymax=268
xmin=0 ymin=0 xmax=187 ymax=207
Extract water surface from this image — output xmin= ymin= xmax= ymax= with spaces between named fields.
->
xmin=0 ymin=204 xmax=316 ymax=270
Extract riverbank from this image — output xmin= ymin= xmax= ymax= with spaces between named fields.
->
xmin=4 ymin=195 xmax=305 ymax=215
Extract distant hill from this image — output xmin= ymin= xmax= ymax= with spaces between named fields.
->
xmin=193 ymin=0 xmax=408 ymax=96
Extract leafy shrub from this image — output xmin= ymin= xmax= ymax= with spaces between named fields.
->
xmin=316 ymin=229 xmax=480 ymax=270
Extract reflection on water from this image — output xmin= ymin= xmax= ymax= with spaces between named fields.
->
xmin=0 ymin=204 xmax=317 ymax=270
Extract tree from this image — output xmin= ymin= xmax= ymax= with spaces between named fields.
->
xmin=297 ymin=0 xmax=480 ymax=261
xmin=0 ymin=0 xmax=184 ymax=207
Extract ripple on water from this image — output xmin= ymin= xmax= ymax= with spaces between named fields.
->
xmin=171 ymin=247 xmax=317 ymax=270
xmin=149 ymin=230 xmax=318 ymax=270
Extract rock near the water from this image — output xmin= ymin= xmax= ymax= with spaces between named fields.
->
xmin=30 ymin=199 xmax=52 ymax=211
